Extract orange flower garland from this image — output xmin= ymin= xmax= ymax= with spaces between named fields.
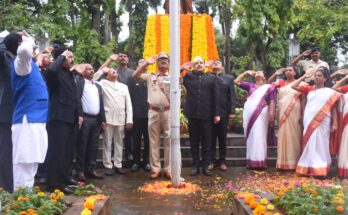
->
xmin=205 ymin=15 xmax=219 ymax=60
xmin=143 ymin=14 xmax=219 ymax=74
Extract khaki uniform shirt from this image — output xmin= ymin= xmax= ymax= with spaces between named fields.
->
xmin=298 ymin=59 xmax=330 ymax=82
xmin=140 ymin=73 xmax=169 ymax=107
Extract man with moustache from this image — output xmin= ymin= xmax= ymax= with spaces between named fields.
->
xmin=291 ymin=47 xmax=329 ymax=83
xmin=93 ymin=67 xmax=133 ymax=176
xmin=133 ymin=52 xmax=171 ymax=179
xmin=208 ymin=60 xmax=236 ymax=171
xmin=128 ymin=59 xmax=150 ymax=172
xmin=183 ymin=56 xmax=220 ymax=176
xmin=46 ymin=48 xmax=83 ymax=194
xmin=0 ymin=31 xmax=22 ymax=192
xmin=101 ymin=52 xmax=134 ymax=161
xmin=73 ymin=64 xmax=106 ymax=181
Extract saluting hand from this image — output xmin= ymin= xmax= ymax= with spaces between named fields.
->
xmin=109 ymin=54 xmax=119 ymax=61
xmin=275 ymin=68 xmax=286 ymax=76
xmin=147 ymin=57 xmax=157 ymax=65
xmin=245 ymin=70 xmax=256 ymax=76
xmin=302 ymin=50 xmax=312 ymax=57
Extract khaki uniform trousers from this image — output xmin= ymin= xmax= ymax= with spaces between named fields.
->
xmin=148 ymin=109 xmax=170 ymax=173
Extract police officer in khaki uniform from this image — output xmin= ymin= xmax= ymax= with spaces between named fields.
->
xmin=133 ymin=52 xmax=171 ymax=179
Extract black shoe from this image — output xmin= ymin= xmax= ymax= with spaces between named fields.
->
xmin=65 ymin=178 xmax=78 ymax=186
xmin=127 ymin=153 xmax=134 ymax=161
xmin=61 ymin=186 xmax=75 ymax=195
xmin=115 ymin=167 xmax=127 ymax=174
xmin=76 ymin=171 xmax=86 ymax=182
xmin=190 ymin=166 xmax=199 ymax=176
xmin=86 ymin=170 xmax=104 ymax=179
xmin=131 ymin=163 xmax=139 ymax=172
xmin=203 ymin=168 xmax=212 ymax=176
xmin=105 ymin=168 xmax=114 ymax=176
xmin=144 ymin=163 xmax=151 ymax=172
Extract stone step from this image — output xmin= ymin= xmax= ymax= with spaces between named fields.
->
xmin=95 ymin=132 xmax=278 ymax=167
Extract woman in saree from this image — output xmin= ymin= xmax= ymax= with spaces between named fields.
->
xmin=292 ymin=67 xmax=341 ymax=177
xmin=268 ymin=65 xmax=304 ymax=170
xmin=332 ymin=69 xmax=348 ymax=177
xmin=234 ymin=70 xmax=276 ymax=169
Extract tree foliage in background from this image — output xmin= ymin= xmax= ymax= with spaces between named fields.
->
xmin=0 ymin=0 xmax=346 ymax=72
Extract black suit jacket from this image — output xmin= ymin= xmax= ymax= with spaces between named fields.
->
xmin=46 ymin=55 xmax=81 ymax=124
xmin=76 ymin=76 xmax=106 ymax=124
xmin=0 ymin=43 xmax=14 ymax=123
xmin=215 ymin=72 xmax=236 ymax=117
xmin=183 ymin=71 xmax=220 ymax=120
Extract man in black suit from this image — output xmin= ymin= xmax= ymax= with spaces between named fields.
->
xmin=74 ymin=64 xmax=106 ymax=181
xmin=0 ymin=32 xmax=22 ymax=192
xmin=128 ymin=59 xmax=150 ymax=172
xmin=208 ymin=61 xmax=236 ymax=171
xmin=183 ymin=56 xmax=220 ymax=176
xmin=45 ymin=48 xmax=83 ymax=194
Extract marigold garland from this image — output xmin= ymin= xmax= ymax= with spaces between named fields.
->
xmin=143 ymin=14 xmax=219 ymax=74
xmin=143 ymin=15 xmax=157 ymax=73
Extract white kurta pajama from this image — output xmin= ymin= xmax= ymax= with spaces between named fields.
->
xmin=11 ymin=36 xmax=48 ymax=189
xmin=93 ymin=71 xmax=133 ymax=169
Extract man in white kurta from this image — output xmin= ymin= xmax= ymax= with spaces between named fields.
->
xmin=93 ymin=67 xmax=133 ymax=175
xmin=10 ymin=32 xmax=49 ymax=189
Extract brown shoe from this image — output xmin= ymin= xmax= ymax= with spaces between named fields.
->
xmin=150 ymin=172 xmax=161 ymax=179
xmin=208 ymin=163 xmax=215 ymax=171
xmin=163 ymin=171 xmax=171 ymax=180
xmin=220 ymin=162 xmax=227 ymax=171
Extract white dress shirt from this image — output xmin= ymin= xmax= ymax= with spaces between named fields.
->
xmin=82 ymin=79 xmax=100 ymax=115
xmin=94 ymin=71 xmax=133 ymax=126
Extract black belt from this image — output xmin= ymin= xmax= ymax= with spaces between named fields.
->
xmin=83 ymin=113 xmax=98 ymax=118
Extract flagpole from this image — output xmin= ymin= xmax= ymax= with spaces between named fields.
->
xmin=169 ymin=0 xmax=181 ymax=187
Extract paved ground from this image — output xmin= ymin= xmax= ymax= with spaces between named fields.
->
xmin=90 ymin=167 xmax=251 ymax=215
xmin=89 ymin=164 xmax=341 ymax=215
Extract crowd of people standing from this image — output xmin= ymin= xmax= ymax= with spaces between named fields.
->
xmin=1 ymin=31 xmax=348 ymax=195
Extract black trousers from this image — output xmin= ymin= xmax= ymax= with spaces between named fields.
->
xmin=132 ymin=117 xmax=149 ymax=164
xmin=47 ymin=121 xmax=77 ymax=189
xmin=188 ymin=118 xmax=212 ymax=168
xmin=124 ymin=129 xmax=133 ymax=158
xmin=211 ymin=116 xmax=228 ymax=162
xmin=75 ymin=116 xmax=101 ymax=172
xmin=0 ymin=123 xmax=13 ymax=192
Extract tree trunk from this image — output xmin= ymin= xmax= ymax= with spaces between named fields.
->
xmin=92 ymin=4 xmax=101 ymax=35
xmin=110 ymin=10 xmax=119 ymax=49
xmin=247 ymin=42 xmax=254 ymax=70
xmin=69 ymin=0 xmax=77 ymax=49
xmin=103 ymin=15 xmax=110 ymax=44
xmin=127 ymin=0 xmax=134 ymax=63
xmin=224 ymin=8 xmax=232 ymax=74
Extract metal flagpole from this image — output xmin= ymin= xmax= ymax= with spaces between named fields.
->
xmin=169 ymin=0 xmax=181 ymax=187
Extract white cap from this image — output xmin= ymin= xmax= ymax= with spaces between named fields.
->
xmin=193 ymin=56 xmax=204 ymax=63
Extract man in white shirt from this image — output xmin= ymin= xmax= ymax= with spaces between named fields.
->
xmin=93 ymin=67 xmax=133 ymax=176
xmin=10 ymin=31 xmax=49 ymax=189
xmin=73 ymin=64 xmax=106 ymax=181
